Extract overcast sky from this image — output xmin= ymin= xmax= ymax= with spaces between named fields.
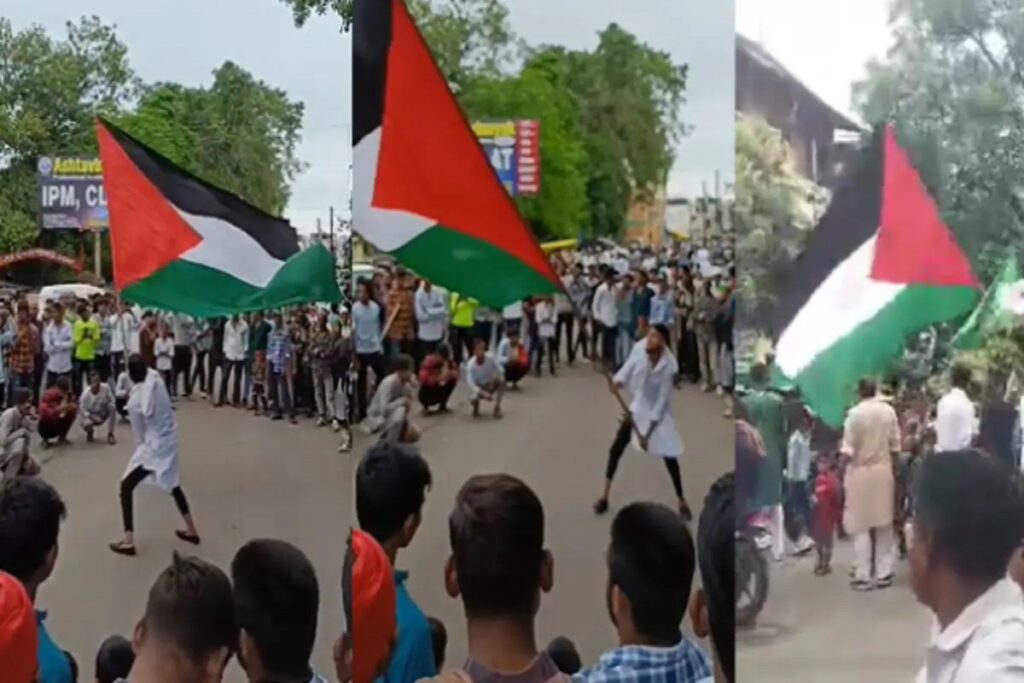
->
xmin=736 ymin=0 xmax=895 ymax=122
xmin=7 ymin=0 xmax=731 ymax=237
xmin=507 ymin=0 xmax=734 ymax=198
xmin=7 ymin=0 xmax=348 ymax=235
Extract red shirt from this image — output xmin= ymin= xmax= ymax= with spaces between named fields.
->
xmin=812 ymin=471 xmax=841 ymax=542
xmin=39 ymin=387 xmax=69 ymax=421
xmin=419 ymin=354 xmax=457 ymax=387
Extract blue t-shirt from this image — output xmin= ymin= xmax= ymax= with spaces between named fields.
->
xmin=352 ymin=301 xmax=383 ymax=355
xmin=375 ymin=570 xmax=435 ymax=683
xmin=36 ymin=610 xmax=71 ymax=683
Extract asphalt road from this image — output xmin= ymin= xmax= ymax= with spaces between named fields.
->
xmin=736 ymin=535 xmax=931 ymax=681
xmin=348 ymin=361 xmax=733 ymax=668
xmin=30 ymin=400 xmax=349 ymax=682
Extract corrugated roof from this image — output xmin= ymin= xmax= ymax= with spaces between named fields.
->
xmin=736 ymin=34 xmax=864 ymax=133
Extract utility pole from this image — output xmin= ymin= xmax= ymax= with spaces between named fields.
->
xmin=329 ymin=206 xmax=336 ymax=259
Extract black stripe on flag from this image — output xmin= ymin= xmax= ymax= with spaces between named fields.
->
xmin=773 ymin=126 xmax=884 ymax=335
xmin=98 ymin=119 xmax=300 ymax=261
xmin=353 ymin=0 xmax=391 ymax=147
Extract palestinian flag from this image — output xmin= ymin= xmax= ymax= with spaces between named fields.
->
xmin=773 ymin=124 xmax=979 ymax=426
xmin=353 ymin=0 xmax=560 ymax=308
xmin=951 ymin=252 xmax=1022 ymax=350
xmin=95 ymin=119 xmax=340 ymax=317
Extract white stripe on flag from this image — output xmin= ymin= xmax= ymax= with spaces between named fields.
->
xmin=177 ymin=209 xmax=284 ymax=288
xmin=775 ymin=235 xmax=903 ymax=377
xmin=353 ymin=127 xmax=434 ymax=251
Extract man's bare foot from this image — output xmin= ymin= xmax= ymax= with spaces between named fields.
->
xmin=109 ymin=541 xmax=137 ymax=556
xmin=107 ymin=433 xmax=116 ymax=445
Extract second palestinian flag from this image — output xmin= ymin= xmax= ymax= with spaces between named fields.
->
xmin=96 ymin=119 xmax=340 ymax=317
xmin=353 ymin=0 xmax=560 ymax=308
xmin=773 ymin=124 xmax=979 ymax=425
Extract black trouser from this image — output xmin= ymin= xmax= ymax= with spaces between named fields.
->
xmin=556 ymin=313 xmax=574 ymax=362
xmin=219 ymin=360 xmax=245 ymax=405
xmin=173 ymin=346 xmax=194 ymax=396
xmin=73 ymin=359 xmax=93 ymax=396
xmin=115 ymin=396 xmax=128 ymax=418
xmin=418 ymin=382 xmax=456 ymax=409
xmin=356 ymin=352 xmax=387 ymax=421
xmin=95 ymin=353 xmax=111 ymax=382
xmin=473 ymin=321 xmax=493 ymax=350
xmin=111 ymin=353 xmax=126 ymax=386
xmin=605 ymin=417 xmax=683 ymax=499
xmin=600 ymin=323 xmax=618 ymax=369
xmin=532 ymin=337 xmax=557 ymax=375
xmin=451 ymin=326 xmax=474 ymax=364
xmin=191 ymin=350 xmax=209 ymax=394
xmin=120 ymin=465 xmax=190 ymax=533
xmin=572 ymin=317 xmax=589 ymax=361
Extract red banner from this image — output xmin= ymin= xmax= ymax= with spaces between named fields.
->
xmin=0 ymin=249 xmax=82 ymax=272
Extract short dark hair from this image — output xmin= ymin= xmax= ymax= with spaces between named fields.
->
xmin=0 ymin=477 xmax=66 ymax=582
xmin=11 ymin=387 xmax=30 ymax=406
xmin=127 ymin=353 xmax=147 ymax=383
xmin=55 ymin=376 xmax=71 ymax=393
xmin=394 ymin=354 xmax=414 ymax=373
xmin=914 ymin=450 xmax=1024 ymax=584
xmin=231 ymin=539 xmax=319 ymax=680
xmin=950 ymin=364 xmax=972 ymax=390
xmin=608 ymin=502 xmax=695 ymax=642
xmin=142 ymin=553 xmax=238 ymax=665
xmin=698 ymin=475 xmax=735 ymax=683
xmin=427 ymin=617 xmax=447 ymax=671
xmin=95 ymin=635 xmax=134 ymax=683
xmin=448 ymin=474 xmax=545 ymax=618
xmin=857 ymin=377 xmax=877 ymax=399
xmin=356 ymin=442 xmax=432 ymax=543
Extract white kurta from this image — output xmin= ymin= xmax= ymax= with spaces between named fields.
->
xmin=121 ymin=369 xmax=181 ymax=492
xmin=614 ymin=342 xmax=683 ymax=458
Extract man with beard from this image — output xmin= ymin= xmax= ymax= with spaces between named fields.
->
xmin=594 ymin=329 xmax=690 ymax=520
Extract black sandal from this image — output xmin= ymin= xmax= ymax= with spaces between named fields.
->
xmin=593 ymin=498 xmax=609 ymax=515
xmin=109 ymin=542 xmax=137 ymax=556
xmin=175 ymin=530 xmax=201 ymax=545
xmin=678 ymin=501 xmax=693 ymax=522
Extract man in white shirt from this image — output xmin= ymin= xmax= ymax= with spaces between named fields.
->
xmin=591 ymin=269 xmax=620 ymax=370
xmin=912 ymin=450 xmax=1024 ymax=683
xmin=43 ymin=303 xmax=74 ymax=388
xmin=935 ymin=365 xmax=977 ymax=451
xmin=465 ymin=339 xmax=504 ymax=419
xmin=80 ymin=371 xmax=116 ymax=444
xmin=218 ymin=314 xmax=249 ymax=407
xmin=108 ymin=302 xmax=138 ymax=382
xmin=414 ymin=279 xmax=448 ymax=363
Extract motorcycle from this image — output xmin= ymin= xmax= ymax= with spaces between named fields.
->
xmin=736 ymin=512 xmax=770 ymax=628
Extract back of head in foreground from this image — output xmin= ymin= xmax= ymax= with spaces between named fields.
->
xmin=131 ymin=552 xmax=237 ymax=683
xmin=694 ymin=473 xmax=735 ymax=683
xmin=910 ymin=449 xmax=1024 ymax=620
xmin=446 ymin=473 xmax=550 ymax=622
xmin=231 ymin=539 xmax=320 ymax=683
xmin=607 ymin=501 xmax=696 ymax=647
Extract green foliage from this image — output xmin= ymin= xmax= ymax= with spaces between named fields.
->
xmin=734 ymin=114 xmax=821 ymax=331
xmin=280 ymin=0 xmax=353 ymax=30
xmin=854 ymin=0 xmax=1024 ymax=282
xmin=285 ymin=0 xmax=689 ymax=239
xmin=118 ymin=63 xmax=306 ymax=216
xmin=459 ymin=53 xmax=588 ymax=239
xmin=0 ymin=18 xmax=306 ymax=284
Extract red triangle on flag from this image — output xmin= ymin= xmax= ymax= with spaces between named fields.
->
xmin=96 ymin=120 xmax=201 ymax=290
xmin=871 ymin=124 xmax=978 ymax=288
xmin=371 ymin=0 xmax=557 ymax=286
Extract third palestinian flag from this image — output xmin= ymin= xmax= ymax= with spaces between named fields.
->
xmin=773 ymin=124 xmax=979 ymax=425
xmin=353 ymin=0 xmax=560 ymax=308
xmin=96 ymin=119 xmax=340 ymax=317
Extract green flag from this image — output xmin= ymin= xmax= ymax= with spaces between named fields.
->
xmin=951 ymin=253 xmax=1021 ymax=350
